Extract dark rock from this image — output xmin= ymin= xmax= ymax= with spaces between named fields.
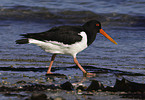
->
xmin=60 ymin=81 xmax=74 ymax=91
xmin=31 ymin=93 xmax=47 ymax=100
xmin=114 ymin=78 xmax=145 ymax=92
xmin=86 ymin=80 xmax=104 ymax=91
xmin=114 ymin=78 xmax=127 ymax=91
xmin=124 ymin=78 xmax=145 ymax=92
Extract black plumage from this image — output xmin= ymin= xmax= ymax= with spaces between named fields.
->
xmin=19 ymin=26 xmax=83 ymax=45
xmin=16 ymin=20 xmax=102 ymax=46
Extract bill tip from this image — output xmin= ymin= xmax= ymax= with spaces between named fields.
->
xmin=115 ymin=42 xmax=118 ymax=45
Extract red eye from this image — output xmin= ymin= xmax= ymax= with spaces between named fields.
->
xmin=96 ymin=24 xmax=99 ymax=26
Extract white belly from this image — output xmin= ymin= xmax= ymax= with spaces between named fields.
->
xmin=28 ymin=32 xmax=88 ymax=58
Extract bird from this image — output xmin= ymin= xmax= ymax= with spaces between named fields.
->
xmin=16 ymin=20 xmax=117 ymax=77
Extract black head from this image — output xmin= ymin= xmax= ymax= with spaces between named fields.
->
xmin=82 ymin=20 xmax=117 ymax=46
xmin=83 ymin=20 xmax=102 ymax=33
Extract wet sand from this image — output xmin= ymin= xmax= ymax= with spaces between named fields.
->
xmin=0 ymin=66 xmax=144 ymax=100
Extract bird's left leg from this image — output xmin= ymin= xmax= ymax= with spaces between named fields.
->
xmin=73 ymin=57 xmax=96 ymax=77
xmin=46 ymin=54 xmax=56 ymax=74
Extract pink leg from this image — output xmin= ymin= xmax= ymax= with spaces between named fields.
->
xmin=46 ymin=54 xmax=56 ymax=74
xmin=74 ymin=57 xmax=96 ymax=77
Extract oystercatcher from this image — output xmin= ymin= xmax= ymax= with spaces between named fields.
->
xmin=16 ymin=20 xmax=117 ymax=77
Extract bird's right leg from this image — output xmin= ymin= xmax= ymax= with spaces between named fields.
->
xmin=46 ymin=54 xmax=56 ymax=74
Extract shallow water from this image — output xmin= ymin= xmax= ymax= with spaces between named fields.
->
xmin=0 ymin=0 xmax=145 ymax=99
xmin=0 ymin=21 xmax=144 ymax=75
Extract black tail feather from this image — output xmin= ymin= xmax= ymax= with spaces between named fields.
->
xmin=16 ymin=39 xmax=29 ymax=44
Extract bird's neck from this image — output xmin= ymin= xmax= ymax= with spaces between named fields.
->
xmin=84 ymin=29 xmax=97 ymax=46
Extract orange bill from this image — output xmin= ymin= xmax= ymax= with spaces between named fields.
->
xmin=99 ymin=29 xmax=117 ymax=45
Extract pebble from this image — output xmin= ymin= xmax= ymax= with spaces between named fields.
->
xmin=54 ymin=96 xmax=65 ymax=100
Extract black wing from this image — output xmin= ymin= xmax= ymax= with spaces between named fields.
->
xmin=21 ymin=26 xmax=84 ymax=45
